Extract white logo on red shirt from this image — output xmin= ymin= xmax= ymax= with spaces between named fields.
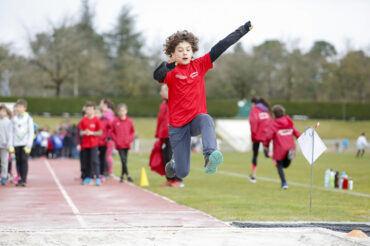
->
xmin=175 ymin=74 xmax=187 ymax=79
xmin=259 ymin=112 xmax=269 ymax=120
xmin=90 ymin=124 xmax=95 ymax=128
xmin=190 ymin=72 xmax=199 ymax=78
xmin=278 ymin=129 xmax=293 ymax=136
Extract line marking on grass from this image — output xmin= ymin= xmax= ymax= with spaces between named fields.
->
xmin=44 ymin=159 xmax=88 ymax=228
xmin=212 ymin=169 xmax=370 ymax=198
xmin=129 ymin=155 xmax=370 ymax=198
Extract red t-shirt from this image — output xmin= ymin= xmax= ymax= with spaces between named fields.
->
xmin=163 ymin=53 xmax=213 ymax=127
xmin=78 ymin=116 xmax=102 ymax=149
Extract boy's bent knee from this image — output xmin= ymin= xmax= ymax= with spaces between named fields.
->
xmin=174 ymin=168 xmax=190 ymax=179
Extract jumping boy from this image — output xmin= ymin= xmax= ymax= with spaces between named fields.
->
xmin=78 ymin=102 xmax=102 ymax=186
xmin=9 ymin=99 xmax=34 ymax=187
xmin=263 ymin=105 xmax=301 ymax=189
xmin=111 ymin=104 xmax=135 ymax=182
xmin=153 ymin=21 xmax=253 ymax=179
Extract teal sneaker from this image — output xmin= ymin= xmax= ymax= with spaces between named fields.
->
xmin=95 ymin=178 xmax=102 ymax=186
xmin=82 ymin=178 xmax=90 ymax=185
xmin=204 ymin=150 xmax=223 ymax=174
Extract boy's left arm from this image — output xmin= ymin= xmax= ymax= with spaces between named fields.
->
xmin=130 ymin=121 xmax=135 ymax=143
xmin=209 ymin=21 xmax=252 ymax=63
xmin=26 ymin=117 xmax=35 ymax=154
xmin=293 ymin=127 xmax=301 ymax=139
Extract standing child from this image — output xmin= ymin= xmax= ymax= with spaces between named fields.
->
xmin=99 ymin=99 xmax=115 ymax=177
xmin=96 ymin=107 xmax=111 ymax=180
xmin=248 ymin=97 xmax=271 ymax=183
xmin=9 ymin=99 xmax=34 ymax=187
xmin=78 ymin=102 xmax=102 ymax=186
xmin=263 ymin=105 xmax=301 ymax=189
xmin=356 ymin=132 xmax=368 ymax=158
xmin=155 ymin=84 xmax=184 ymax=187
xmin=0 ymin=104 xmax=12 ymax=185
xmin=111 ymin=104 xmax=135 ymax=182
xmin=153 ymin=21 xmax=253 ymax=178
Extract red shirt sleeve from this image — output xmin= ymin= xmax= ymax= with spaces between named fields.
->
xmin=194 ymin=53 xmax=213 ymax=75
xmin=130 ymin=119 xmax=135 ymax=143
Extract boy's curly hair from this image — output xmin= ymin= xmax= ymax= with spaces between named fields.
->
xmin=164 ymin=30 xmax=199 ymax=56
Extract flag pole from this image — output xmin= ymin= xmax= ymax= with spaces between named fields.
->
xmin=310 ymin=122 xmax=320 ymax=213
xmin=310 ymin=126 xmax=314 ymax=213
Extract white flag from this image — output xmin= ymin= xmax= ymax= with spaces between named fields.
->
xmin=297 ymin=127 xmax=327 ymax=165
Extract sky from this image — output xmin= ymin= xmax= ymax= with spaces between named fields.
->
xmin=1 ymin=0 xmax=370 ymax=56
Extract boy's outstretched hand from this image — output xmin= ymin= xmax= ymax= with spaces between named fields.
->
xmin=245 ymin=21 xmax=253 ymax=31
xmin=167 ymin=55 xmax=181 ymax=65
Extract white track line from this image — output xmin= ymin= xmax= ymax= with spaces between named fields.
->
xmin=44 ymin=159 xmax=88 ymax=228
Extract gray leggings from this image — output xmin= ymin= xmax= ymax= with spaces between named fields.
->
xmin=169 ymin=114 xmax=217 ymax=178
xmin=0 ymin=149 xmax=9 ymax=179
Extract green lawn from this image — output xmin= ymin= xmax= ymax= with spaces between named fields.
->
xmin=114 ymin=151 xmax=370 ymax=222
xmin=33 ymin=116 xmax=370 ymax=139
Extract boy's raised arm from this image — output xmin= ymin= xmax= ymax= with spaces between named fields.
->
xmin=209 ymin=21 xmax=252 ymax=63
xmin=153 ymin=62 xmax=176 ymax=82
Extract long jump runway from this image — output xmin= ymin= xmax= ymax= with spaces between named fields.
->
xmin=1 ymin=159 xmax=368 ymax=245
xmin=0 ymin=158 xmax=226 ymax=230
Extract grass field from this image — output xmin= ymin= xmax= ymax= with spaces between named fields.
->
xmin=114 ymin=151 xmax=370 ymax=222
xmin=33 ymin=116 xmax=370 ymax=139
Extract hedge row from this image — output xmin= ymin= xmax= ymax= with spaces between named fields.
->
xmin=0 ymin=97 xmax=369 ymax=120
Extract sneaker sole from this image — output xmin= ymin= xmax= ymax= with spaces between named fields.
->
xmin=204 ymin=150 xmax=223 ymax=174
xmin=165 ymin=162 xmax=176 ymax=178
xmin=248 ymin=176 xmax=256 ymax=183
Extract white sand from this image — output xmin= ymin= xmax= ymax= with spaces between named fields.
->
xmin=0 ymin=228 xmax=368 ymax=246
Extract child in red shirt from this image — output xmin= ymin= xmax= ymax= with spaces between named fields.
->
xmin=78 ymin=102 xmax=102 ymax=186
xmin=154 ymin=21 xmax=253 ymax=179
xmin=96 ymin=107 xmax=111 ymax=180
xmin=264 ymin=105 xmax=301 ymax=189
xmin=111 ymin=104 xmax=135 ymax=183
xmin=155 ymin=84 xmax=184 ymax=187
xmin=248 ymin=97 xmax=272 ymax=183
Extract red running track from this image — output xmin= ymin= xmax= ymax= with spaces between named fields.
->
xmin=0 ymin=158 xmax=227 ymax=230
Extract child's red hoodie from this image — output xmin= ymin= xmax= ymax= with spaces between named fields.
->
xmin=249 ymin=104 xmax=272 ymax=143
xmin=264 ymin=115 xmax=301 ymax=161
xmin=155 ymin=99 xmax=169 ymax=140
xmin=98 ymin=116 xmax=111 ymax=147
xmin=111 ymin=116 xmax=135 ymax=149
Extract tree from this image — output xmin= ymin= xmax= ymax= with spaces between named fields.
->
xmin=29 ymin=23 xmax=90 ymax=97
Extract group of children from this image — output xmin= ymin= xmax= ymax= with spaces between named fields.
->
xmin=77 ymin=100 xmax=135 ymax=186
xmin=0 ymin=99 xmax=34 ymax=187
xmin=248 ymin=97 xmax=301 ymax=189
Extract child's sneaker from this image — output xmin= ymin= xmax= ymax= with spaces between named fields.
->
xmin=82 ymin=177 xmax=90 ymax=185
xmin=120 ymin=176 xmax=124 ymax=182
xmin=287 ymin=149 xmax=295 ymax=160
xmin=171 ymin=180 xmax=184 ymax=188
xmin=13 ymin=176 xmax=19 ymax=184
xmin=248 ymin=175 xmax=256 ymax=183
xmin=127 ymin=176 xmax=134 ymax=182
xmin=16 ymin=180 xmax=25 ymax=187
xmin=95 ymin=178 xmax=102 ymax=186
xmin=165 ymin=160 xmax=176 ymax=178
xmin=161 ymin=180 xmax=172 ymax=187
xmin=1 ymin=178 xmax=6 ymax=186
xmin=204 ymin=150 xmax=223 ymax=174
xmin=281 ymin=182 xmax=288 ymax=190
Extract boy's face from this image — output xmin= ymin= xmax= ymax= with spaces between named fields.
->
xmin=117 ymin=107 xmax=127 ymax=117
xmin=85 ymin=106 xmax=95 ymax=117
xmin=172 ymin=41 xmax=193 ymax=65
xmin=14 ymin=104 xmax=26 ymax=115
xmin=0 ymin=109 xmax=6 ymax=118
xmin=160 ymin=85 xmax=168 ymax=99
